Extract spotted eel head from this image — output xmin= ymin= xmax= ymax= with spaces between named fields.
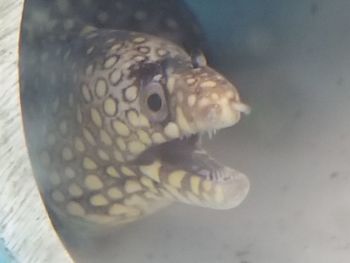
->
xmin=78 ymin=31 xmax=250 ymax=212
xmin=135 ymin=63 xmax=250 ymax=210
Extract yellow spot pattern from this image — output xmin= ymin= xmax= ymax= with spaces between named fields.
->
xmin=83 ymin=157 xmax=97 ymax=170
xmin=107 ymin=187 xmax=123 ymax=199
xmin=112 ymin=120 xmax=130 ymax=136
xmin=190 ymin=176 xmax=201 ymax=195
xmin=67 ymin=202 xmax=85 ymax=216
xmin=168 ymin=170 xmax=186 ymax=188
xmin=139 ymin=161 xmax=161 ymax=182
xmin=125 ymin=180 xmax=142 ymax=194
xmin=84 ymin=175 xmax=103 ymax=190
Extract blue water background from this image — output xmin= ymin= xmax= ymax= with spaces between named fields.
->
xmin=0 ymin=240 xmax=15 ymax=263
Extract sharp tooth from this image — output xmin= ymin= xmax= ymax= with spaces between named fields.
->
xmin=210 ymin=130 xmax=214 ymax=139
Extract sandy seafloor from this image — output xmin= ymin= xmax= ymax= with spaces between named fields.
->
xmin=1 ymin=0 xmax=350 ymax=262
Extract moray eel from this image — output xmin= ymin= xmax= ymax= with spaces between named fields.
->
xmin=19 ymin=0 xmax=250 ymax=227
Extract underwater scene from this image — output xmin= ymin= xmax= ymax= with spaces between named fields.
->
xmin=1 ymin=0 xmax=350 ymax=262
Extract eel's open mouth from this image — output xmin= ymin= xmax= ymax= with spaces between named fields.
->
xmin=136 ymin=132 xmax=250 ymax=209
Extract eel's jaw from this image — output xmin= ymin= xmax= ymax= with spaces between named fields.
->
xmin=137 ymin=134 xmax=250 ymax=210
xmin=138 ymin=65 xmax=251 ymax=209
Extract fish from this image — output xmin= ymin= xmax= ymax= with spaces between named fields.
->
xmin=19 ymin=0 xmax=251 ymax=228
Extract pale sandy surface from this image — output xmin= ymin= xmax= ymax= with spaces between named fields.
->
xmin=0 ymin=0 xmax=72 ymax=262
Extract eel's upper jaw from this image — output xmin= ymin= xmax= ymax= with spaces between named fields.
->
xmin=168 ymin=66 xmax=251 ymax=139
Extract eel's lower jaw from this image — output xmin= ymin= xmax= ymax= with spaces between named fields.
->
xmin=172 ymin=140 xmax=250 ymax=209
xmin=141 ymin=133 xmax=250 ymax=209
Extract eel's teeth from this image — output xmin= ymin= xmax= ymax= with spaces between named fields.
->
xmin=207 ymin=130 xmax=212 ymax=139
xmin=209 ymin=130 xmax=215 ymax=139
xmin=204 ymin=129 xmax=218 ymax=140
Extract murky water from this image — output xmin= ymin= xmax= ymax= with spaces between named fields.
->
xmin=14 ymin=0 xmax=350 ymax=262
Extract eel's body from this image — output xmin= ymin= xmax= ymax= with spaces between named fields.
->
xmin=19 ymin=0 xmax=250 ymax=229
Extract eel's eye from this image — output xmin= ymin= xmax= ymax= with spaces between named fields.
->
xmin=147 ymin=93 xmax=162 ymax=112
xmin=142 ymin=82 xmax=168 ymax=122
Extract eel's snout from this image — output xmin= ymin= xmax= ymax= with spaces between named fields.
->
xmin=169 ymin=66 xmax=250 ymax=134
xmin=196 ymin=92 xmax=250 ymax=131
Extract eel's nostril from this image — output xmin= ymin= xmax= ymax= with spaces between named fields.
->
xmin=231 ymin=101 xmax=251 ymax=115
